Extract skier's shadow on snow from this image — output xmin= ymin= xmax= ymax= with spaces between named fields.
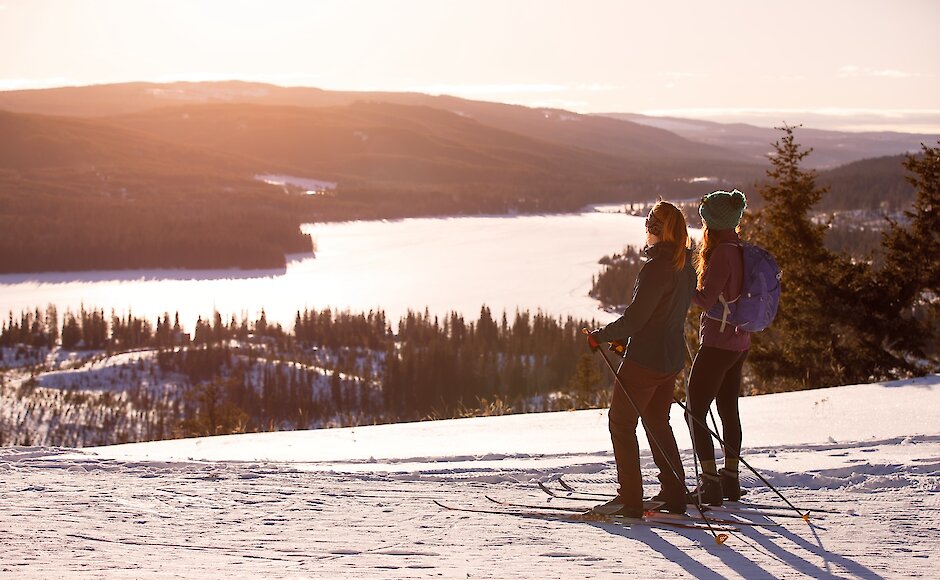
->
xmin=585 ymin=521 xmax=772 ymax=579
xmin=742 ymin=522 xmax=884 ymax=580
xmin=586 ymin=519 xmax=882 ymax=579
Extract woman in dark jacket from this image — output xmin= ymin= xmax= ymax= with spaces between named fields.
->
xmin=588 ymin=200 xmax=696 ymax=517
xmin=687 ymin=189 xmax=750 ymax=506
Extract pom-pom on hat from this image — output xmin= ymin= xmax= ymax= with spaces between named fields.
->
xmin=700 ymin=189 xmax=747 ymax=230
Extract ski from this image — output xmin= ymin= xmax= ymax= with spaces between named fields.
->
xmin=539 ymin=480 xmax=597 ymax=499
xmin=547 ymin=478 xmax=837 ymax=517
xmin=433 ymin=500 xmax=739 ymax=533
xmin=539 ymin=484 xmax=813 ymax=519
xmin=485 ymin=494 xmax=662 ymax=514
xmin=724 ymin=500 xmax=841 ymax=515
xmin=556 ymin=478 xmax=609 ymax=497
xmin=486 ymin=496 xmax=781 ymax=528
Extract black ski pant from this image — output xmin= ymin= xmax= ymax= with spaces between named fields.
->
xmin=686 ymin=346 xmax=748 ymax=468
xmin=608 ymin=358 xmax=685 ymax=510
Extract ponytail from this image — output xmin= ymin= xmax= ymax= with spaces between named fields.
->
xmin=649 ymin=201 xmax=690 ymax=271
xmin=694 ymin=225 xmax=717 ymax=286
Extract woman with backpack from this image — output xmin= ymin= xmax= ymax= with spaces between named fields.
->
xmin=686 ymin=189 xmax=750 ymax=506
xmin=586 ymin=200 xmax=697 ymax=518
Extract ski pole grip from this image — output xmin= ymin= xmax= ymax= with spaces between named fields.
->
xmin=582 ymin=328 xmax=601 ymax=352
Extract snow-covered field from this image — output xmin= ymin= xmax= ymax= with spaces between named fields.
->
xmin=2 ymin=375 xmax=938 ymax=578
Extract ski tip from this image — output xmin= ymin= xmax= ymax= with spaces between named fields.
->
xmin=716 ymin=533 xmax=729 ymax=545
xmin=557 ymin=477 xmax=575 ymax=492
xmin=537 ymin=481 xmax=558 ymax=496
xmin=802 ymin=513 xmax=811 ymax=523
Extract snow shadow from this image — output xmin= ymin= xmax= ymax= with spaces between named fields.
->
xmin=640 ymin=527 xmax=739 ymax=579
xmin=876 ymin=374 xmax=939 ymax=390
xmin=583 ymin=520 xmax=776 ymax=579
xmin=585 ymin=518 xmax=883 ymax=579
xmin=740 ymin=524 xmax=885 ymax=579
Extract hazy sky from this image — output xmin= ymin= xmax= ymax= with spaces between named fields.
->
xmin=2 ymin=0 xmax=939 ymax=131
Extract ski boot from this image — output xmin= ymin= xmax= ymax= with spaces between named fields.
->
xmin=688 ymin=473 xmax=723 ymax=506
xmin=592 ymin=496 xmax=644 ymax=518
xmin=719 ymin=468 xmax=741 ymax=501
xmin=651 ymin=491 xmax=688 ymax=514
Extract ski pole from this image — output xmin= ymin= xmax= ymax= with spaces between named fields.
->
xmin=682 ymin=365 xmax=705 ymax=508
xmin=672 ymin=395 xmax=811 ymax=522
xmin=683 ymin=329 xmax=709 ymax=509
xmin=680 ymin=332 xmax=810 ymax=520
xmin=684 ymin=335 xmax=722 ymax=448
xmin=583 ymin=329 xmax=728 ymax=544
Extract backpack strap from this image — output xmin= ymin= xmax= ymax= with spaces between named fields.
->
xmin=716 ymin=293 xmax=732 ymax=333
xmin=713 ymin=242 xmax=743 ymax=333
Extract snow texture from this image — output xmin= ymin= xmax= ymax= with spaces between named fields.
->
xmin=2 ymin=375 xmax=938 ymax=578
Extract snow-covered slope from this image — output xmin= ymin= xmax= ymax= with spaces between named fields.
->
xmin=3 ymin=376 xmax=939 ymax=578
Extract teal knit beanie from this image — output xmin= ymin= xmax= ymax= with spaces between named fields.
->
xmin=700 ymin=189 xmax=747 ymax=230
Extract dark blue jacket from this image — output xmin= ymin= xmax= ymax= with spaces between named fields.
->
xmin=593 ymin=242 xmax=696 ymax=374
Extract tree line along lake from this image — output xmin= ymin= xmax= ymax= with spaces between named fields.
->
xmin=1 ymin=209 xmax=657 ymax=330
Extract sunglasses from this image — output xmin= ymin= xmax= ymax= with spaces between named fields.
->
xmin=645 ymin=214 xmax=663 ymax=236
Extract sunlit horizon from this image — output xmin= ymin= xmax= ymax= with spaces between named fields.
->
xmin=2 ymin=0 xmax=938 ymax=133
xmin=2 ymin=75 xmax=939 ymax=134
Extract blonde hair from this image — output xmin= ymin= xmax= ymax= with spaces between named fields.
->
xmin=694 ymin=223 xmax=740 ymax=286
xmin=649 ymin=200 xmax=690 ymax=271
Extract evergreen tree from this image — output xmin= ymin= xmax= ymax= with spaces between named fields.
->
xmin=747 ymin=125 xmax=843 ymax=388
xmin=567 ymin=353 xmax=603 ymax=406
xmin=61 ymin=312 xmax=82 ymax=349
xmin=193 ymin=316 xmax=210 ymax=344
xmin=876 ymin=142 xmax=940 ymax=365
xmin=44 ymin=305 xmax=59 ymax=348
xmin=747 ymin=126 xmax=925 ymax=388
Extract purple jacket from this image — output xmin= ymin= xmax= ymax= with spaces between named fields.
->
xmin=693 ymin=230 xmax=751 ymax=351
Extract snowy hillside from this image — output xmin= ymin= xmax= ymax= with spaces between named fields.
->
xmin=2 ymin=375 xmax=938 ymax=578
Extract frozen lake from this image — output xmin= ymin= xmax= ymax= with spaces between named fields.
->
xmin=0 ymin=209 xmax=656 ymax=329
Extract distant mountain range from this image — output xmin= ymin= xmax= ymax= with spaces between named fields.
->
xmin=0 ymin=81 xmax=934 ymax=272
xmin=2 ymin=81 xmax=933 ymax=169
xmin=600 ymin=112 xmax=936 ymax=170
xmin=0 ymin=81 xmax=760 ymax=192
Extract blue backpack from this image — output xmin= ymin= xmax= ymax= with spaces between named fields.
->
xmin=706 ymin=243 xmax=781 ymax=333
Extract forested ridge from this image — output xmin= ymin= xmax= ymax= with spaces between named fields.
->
xmin=1 ymin=305 xmax=611 ymax=447
xmin=590 ymin=245 xmax=645 ymax=308
xmin=2 ymin=84 xmax=928 ymax=274
xmin=0 ymin=173 xmax=312 ymax=272
xmin=0 ymin=109 xmax=313 ymax=272
xmin=0 ymin=89 xmax=763 ymax=274
xmin=817 ymin=153 xmax=914 ymax=211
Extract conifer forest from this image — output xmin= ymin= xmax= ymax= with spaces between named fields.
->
xmin=1 ymin=304 xmax=613 ymax=447
xmin=2 ymin=132 xmax=938 ymax=449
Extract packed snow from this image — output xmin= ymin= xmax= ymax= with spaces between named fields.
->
xmin=2 ymin=375 xmax=938 ymax=578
